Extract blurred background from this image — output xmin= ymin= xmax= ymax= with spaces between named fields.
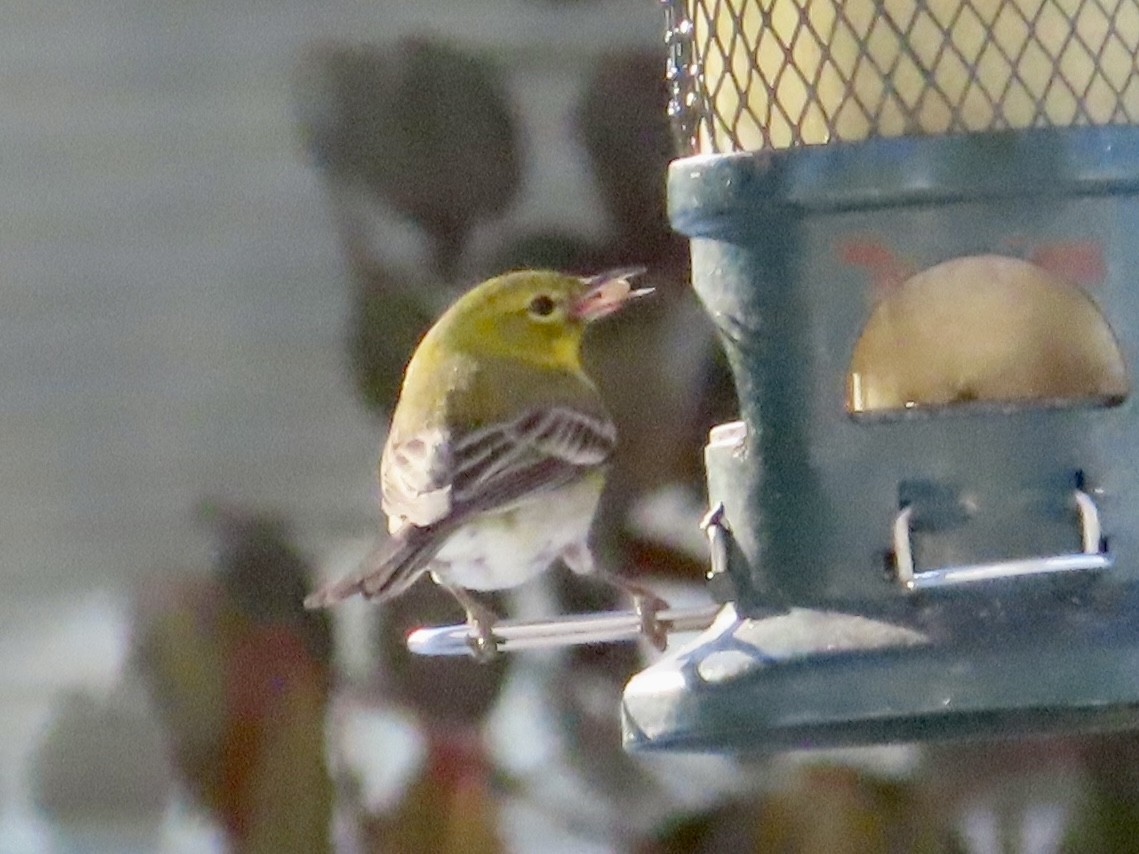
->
xmin=3 ymin=0 xmax=734 ymax=850
xmin=7 ymin=0 xmax=1139 ymax=852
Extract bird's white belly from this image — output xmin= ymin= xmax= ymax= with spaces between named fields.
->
xmin=430 ymin=476 xmax=602 ymax=591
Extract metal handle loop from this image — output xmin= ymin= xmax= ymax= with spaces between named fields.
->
xmin=893 ymin=489 xmax=1111 ymax=592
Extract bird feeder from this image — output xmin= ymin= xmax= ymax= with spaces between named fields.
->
xmin=622 ymin=0 xmax=1139 ymax=751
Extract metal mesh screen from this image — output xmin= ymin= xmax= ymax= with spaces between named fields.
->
xmin=663 ymin=0 xmax=1139 ymax=154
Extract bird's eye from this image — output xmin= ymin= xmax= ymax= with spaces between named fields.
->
xmin=527 ymin=294 xmax=557 ymax=318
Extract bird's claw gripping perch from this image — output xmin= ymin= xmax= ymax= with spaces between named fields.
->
xmin=632 ymin=592 xmax=671 ymax=652
xmin=443 ymin=584 xmax=505 ymax=663
xmin=465 ymin=614 xmax=503 ymax=663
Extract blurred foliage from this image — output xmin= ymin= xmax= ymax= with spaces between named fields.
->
xmin=377 ymin=578 xmax=509 ymax=728
xmin=577 ymin=51 xmax=683 ymax=267
xmin=747 ymin=766 xmax=957 ymax=854
xmin=133 ymin=506 xmax=334 ymax=853
xmin=345 ymin=262 xmax=437 ymax=418
xmin=295 ymin=38 xmax=521 ymax=281
xmin=355 ymin=579 xmax=508 ymax=852
xmin=31 ymin=689 xmax=172 ymax=829
xmin=550 ymin=573 xmax=661 ymax=811
xmin=1064 ymin=732 xmax=1139 ymax=853
xmin=362 ymin=741 xmax=502 ymax=854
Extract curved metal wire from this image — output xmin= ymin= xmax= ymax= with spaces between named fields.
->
xmin=662 ymin=0 xmax=1139 ymax=154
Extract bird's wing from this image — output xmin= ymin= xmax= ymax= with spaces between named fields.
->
xmin=306 ymin=407 xmax=614 ymax=608
xmin=380 ymin=427 xmax=455 ymax=529
xmin=448 ymin=406 xmax=615 ymax=514
xmin=382 ymin=406 xmax=615 ymax=528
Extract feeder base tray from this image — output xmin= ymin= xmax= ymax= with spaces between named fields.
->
xmin=622 ymin=602 xmax=1139 ymax=752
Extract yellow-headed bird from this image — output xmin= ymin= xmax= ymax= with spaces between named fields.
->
xmin=305 ymin=268 xmax=662 ymax=659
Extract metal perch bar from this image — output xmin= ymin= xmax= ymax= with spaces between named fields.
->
xmin=407 ymin=604 xmax=722 ymax=657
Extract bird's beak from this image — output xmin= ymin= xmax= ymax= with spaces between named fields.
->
xmin=571 ymin=266 xmax=653 ymax=322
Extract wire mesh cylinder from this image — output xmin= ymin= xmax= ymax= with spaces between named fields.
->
xmin=663 ymin=0 xmax=1139 ymax=154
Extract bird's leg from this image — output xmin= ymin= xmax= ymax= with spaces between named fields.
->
xmin=606 ymin=574 xmax=670 ymax=652
xmin=442 ymin=584 xmax=502 ymax=663
xmin=563 ymin=545 xmax=670 ymax=651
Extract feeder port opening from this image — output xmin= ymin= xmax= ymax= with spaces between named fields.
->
xmin=846 ymin=254 xmax=1129 ymax=417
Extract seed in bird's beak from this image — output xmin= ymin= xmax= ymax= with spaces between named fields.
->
xmin=572 ymin=267 xmax=653 ymax=321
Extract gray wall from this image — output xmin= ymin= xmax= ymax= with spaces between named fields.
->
xmin=0 ymin=0 xmax=661 ymax=845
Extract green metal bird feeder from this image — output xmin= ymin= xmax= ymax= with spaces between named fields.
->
xmin=622 ymin=0 xmax=1139 ymax=751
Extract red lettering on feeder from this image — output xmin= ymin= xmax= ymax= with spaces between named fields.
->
xmin=1028 ymin=241 xmax=1106 ymax=288
xmin=837 ymin=237 xmax=915 ymax=300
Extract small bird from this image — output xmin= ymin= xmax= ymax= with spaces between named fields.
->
xmin=305 ymin=268 xmax=664 ymax=659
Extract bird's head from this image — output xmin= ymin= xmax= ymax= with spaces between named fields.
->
xmin=436 ymin=268 xmax=651 ymax=371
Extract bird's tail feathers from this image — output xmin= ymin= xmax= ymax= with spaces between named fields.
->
xmin=303 ymin=526 xmax=444 ymax=609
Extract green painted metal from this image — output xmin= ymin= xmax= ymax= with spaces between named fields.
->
xmin=624 ymin=127 xmax=1139 ymax=751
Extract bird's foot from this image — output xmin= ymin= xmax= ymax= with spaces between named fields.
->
xmin=465 ymin=608 xmax=502 ymax=663
xmin=443 ymin=585 xmax=503 ymax=663
xmin=588 ymin=568 xmax=673 ymax=652
xmin=632 ymin=590 xmax=671 ymax=652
